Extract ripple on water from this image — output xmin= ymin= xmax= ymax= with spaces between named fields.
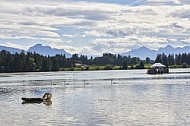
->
xmin=1 ymin=70 xmax=190 ymax=125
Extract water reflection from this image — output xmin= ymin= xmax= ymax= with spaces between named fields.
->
xmin=130 ymin=84 xmax=150 ymax=93
xmin=22 ymin=100 xmax=52 ymax=106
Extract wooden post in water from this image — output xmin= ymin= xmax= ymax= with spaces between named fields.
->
xmin=84 ymin=80 xmax=86 ymax=87
xmin=63 ymin=80 xmax=66 ymax=86
xmin=51 ymin=80 xmax=53 ymax=86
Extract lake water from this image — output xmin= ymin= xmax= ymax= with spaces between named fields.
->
xmin=0 ymin=69 xmax=190 ymax=126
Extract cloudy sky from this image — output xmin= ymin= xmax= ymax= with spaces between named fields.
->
xmin=0 ymin=0 xmax=189 ymax=56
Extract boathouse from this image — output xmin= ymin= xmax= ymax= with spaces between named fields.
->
xmin=147 ymin=63 xmax=169 ymax=74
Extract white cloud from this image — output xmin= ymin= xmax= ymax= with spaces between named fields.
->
xmin=0 ymin=0 xmax=189 ymax=56
xmin=62 ymin=34 xmax=75 ymax=38
xmin=0 ymin=42 xmax=27 ymax=50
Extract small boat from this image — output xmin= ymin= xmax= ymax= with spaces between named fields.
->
xmin=21 ymin=93 xmax=52 ymax=104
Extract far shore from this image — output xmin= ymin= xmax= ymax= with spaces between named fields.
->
xmin=0 ymin=64 xmax=189 ymax=73
xmin=60 ymin=64 xmax=190 ymax=71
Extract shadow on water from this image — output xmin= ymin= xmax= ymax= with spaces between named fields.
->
xmin=22 ymin=100 xmax=52 ymax=106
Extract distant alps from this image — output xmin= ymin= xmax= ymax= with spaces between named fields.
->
xmin=1 ymin=44 xmax=190 ymax=60
xmin=0 ymin=44 xmax=71 ymax=58
xmin=28 ymin=44 xmax=71 ymax=57
xmin=121 ymin=45 xmax=190 ymax=60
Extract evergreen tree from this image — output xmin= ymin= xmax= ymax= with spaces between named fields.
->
xmin=136 ymin=60 xmax=144 ymax=69
xmin=155 ymin=54 xmax=162 ymax=63
xmin=175 ymin=54 xmax=182 ymax=65
xmin=182 ymin=53 xmax=187 ymax=64
xmin=52 ymin=59 xmax=60 ymax=71
xmin=122 ymin=61 xmax=128 ymax=70
xmin=168 ymin=54 xmax=175 ymax=65
xmin=40 ymin=59 xmax=49 ymax=72
xmin=187 ymin=54 xmax=190 ymax=65
xmin=145 ymin=57 xmax=151 ymax=64
xmin=162 ymin=53 xmax=168 ymax=67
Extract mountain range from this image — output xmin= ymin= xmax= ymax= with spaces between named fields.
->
xmin=0 ymin=44 xmax=71 ymax=57
xmin=28 ymin=44 xmax=71 ymax=57
xmin=1 ymin=44 xmax=190 ymax=60
xmin=121 ymin=45 xmax=190 ymax=60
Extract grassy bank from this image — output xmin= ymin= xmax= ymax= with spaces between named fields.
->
xmin=60 ymin=64 xmax=190 ymax=71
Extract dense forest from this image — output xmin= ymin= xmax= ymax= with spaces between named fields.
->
xmin=0 ymin=50 xmax=190 ymax=73
xmin=154 ymin=53 xmax=190 ymax=68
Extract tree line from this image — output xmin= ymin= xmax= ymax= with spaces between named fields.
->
xmin=0 ymin=50 xmax=190 ymax=73
xmin=155 ymin=53 xmax=190 ymax=68
xmin=0 ymin=50 xmax=143 ymax=72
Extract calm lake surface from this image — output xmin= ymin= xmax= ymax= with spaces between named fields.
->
xmin=0 ymin=69 xmax=190 ymax=126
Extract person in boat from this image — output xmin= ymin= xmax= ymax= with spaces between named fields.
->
xmin=21 ymin=93 xmax=52 ymax=105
